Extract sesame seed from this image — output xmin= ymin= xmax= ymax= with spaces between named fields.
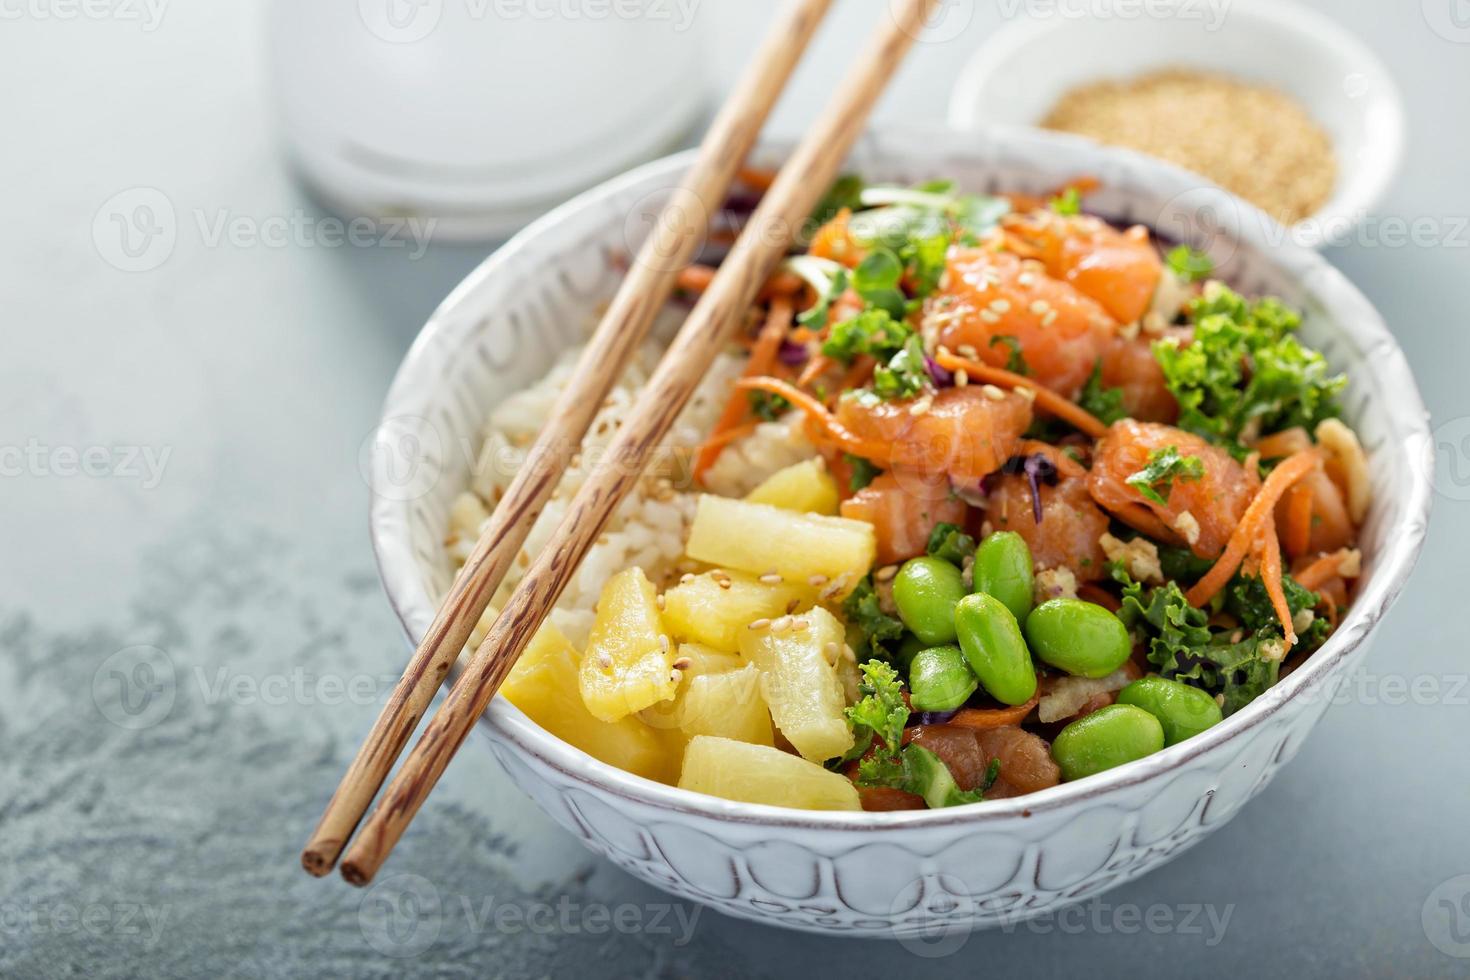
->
xmin=824 ymin=641 xmax=840 ymax=662
xmin=792 ymin=618 xmax=810 ymax=632
xmin=1018 ymin=272 xmax=1036 ymax=287
xmin=770 ymin=615 xmax=793 ymax=633
xmin=655 ymin=594 xmax=666 ymax=610
xmin=671 ymin=656 xmax=692 ymax=670
xmin=759 ymin=572 xmax=783 ymax=585
xmin=955 ymin=369 xmax=969 ymax=388
xmin=808 ymin=574 xmax=829 ymax=588
xmin=874 ymin=565 xmax=898 ymax=582
xmin=659 ymin=635 xmax=670 ymax=652
xmin=597 ymin=652 xmax=613 ymax=670
xmin=989 ymin=299 xmax=1011 ymax=314
xmin=979 ymin=309 xmax=1001 ymax=324
xmin=748 ymin=618 xmax=771 ymax=631
xmin=1029 ymin=299 xmax=1050 ymax=316
xmin=680 ymin=573 xmax=695 ymax=585
xmin=981 ymin=384 xmax=1006 ymax=401
xmin=669 ymin=668 xmax=684 ymax=685
xmin=1042 ymin=310 xmax=1058 ymax=327
xmin=1015 ymin=386 xmax=1037 ymax=403
xmin=957 ymin=344 xmax=979 ymax=359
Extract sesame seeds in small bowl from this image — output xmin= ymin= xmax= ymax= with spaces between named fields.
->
xmin=947 ymin=0 xmax=1405 ymax=249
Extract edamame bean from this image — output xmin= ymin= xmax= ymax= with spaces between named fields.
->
xmin=907 ymin=645 xmax=978 ymax=713
xmin=1050 ymin=704 xmax=1164 ymax=781
xmin=971 ymin=531 xmax=1034 ymax=623
xmin=1117 ymin=676 xmax=1223 ymax=746
xmin=893 ymin=556 xmax=966 ymax=646
xmin=1024 ymin=598 xmax=1132 ymax=678
xmin=954 ymin=592 xmax=1037 ymax=706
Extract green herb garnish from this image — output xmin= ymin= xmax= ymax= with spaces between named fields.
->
xmin=1125 ymin=445 xmax=1205 ymax=506
xmin=1049 ymin=187 xmax=1081 ymax=216
xmin=846 ymin=454 xmax=881 ymax=492
xmin=925 ymin=522 xmax=976 ymax=567
xmin=1154 ymin=283 xmax=1345 ymax=454
xmin=1078 ymin=360 xmax=1127 ymax=426
xmin=871 ymin=334 xmax=930 ymax=401
xmin=1165 ymin=244 xmax=1213 ymax=283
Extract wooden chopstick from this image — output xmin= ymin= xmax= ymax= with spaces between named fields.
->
xmin=339 ymin=0 xmax=943 ymax=887
xmin=299 ymin=0 xmax=836 ymax=878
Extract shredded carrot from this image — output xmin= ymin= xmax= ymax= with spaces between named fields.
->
xmin=1294 ymin=549 xmax=1353 ymax=592
xmin=838 ymin=355 xmax=876 ymax=395
xmin=933 ymin=350 xmax=1109 ymax=439
xmin=1321 ymin=591 xmax=1340 ymax=629
xmin=693 ymin=300 xmax=794 ymax=482
xmin=1258 ymin=519 xmax=1296 ymax=646
xmin=1077 ymin=583 xmax=1122 ymax=612
xmin=675 ymin=264 xmax=803 ymax=300
xmin=759 ymin=271 xmax=806 ymax=300
xmin=797 ymin=352 xmax=834 ymax=387
xmin=737 ymin=166 xmax=777 ymax=192
xmin=734 ymin=376 xmax=892 ymax=462
xmin=1281 ymin=481 xmax=1313 ymax=557
xmin=949 ymin=695 xmax=1039 ymax=731
xmin=675 ymin=264 xmax=716 ymax=294
xmin=1252 ymin=426 xmax=1311 ymax=460
xmin=1187 ymin=450 xmax=1321 ymax=609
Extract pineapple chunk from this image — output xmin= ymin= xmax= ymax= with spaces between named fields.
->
xmin=636 ymin=643 xmax=742 ymax=732
xmin=679 ymin=664 xmax=774 ymax=746
xmin=678 ymin=736 xmax=861 ymax=811
xmin=661 ymin=571 xmax=812 ymax=653
xmin=685 ymin=495 xmax=875 ymax=598
xmin=580 ymin=568 xmax=677 ymax=722
xmin=502 ymin=623 xmax=674 ymax=782
xmin=739 ymin=605 xmax=854 ymax=762
xmin=746 ymin=458 xmax=840 ymax=515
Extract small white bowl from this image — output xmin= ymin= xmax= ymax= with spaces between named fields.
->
xmin=947 ymin=0 xmax=1405 ymax=250
xmin=370 ymin=127 xmax=1431 ymax=937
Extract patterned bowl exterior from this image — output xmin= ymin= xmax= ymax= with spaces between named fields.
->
xmin=370 ymin=126 xmax=1432 ymax=936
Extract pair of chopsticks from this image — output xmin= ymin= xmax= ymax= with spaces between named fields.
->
xmin=304 ymin=0 xmax=943 ymax=886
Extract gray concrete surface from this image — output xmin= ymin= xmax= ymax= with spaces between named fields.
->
xmin=3 ymin=1 xmax=1468 ymax=977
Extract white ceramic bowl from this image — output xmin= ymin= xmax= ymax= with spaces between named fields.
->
xmin=946 ymin=0 xmax=1405 ymax=250
xmin=369 ymin=126 xmax=1431 ymax=937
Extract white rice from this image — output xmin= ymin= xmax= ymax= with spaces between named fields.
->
xmin=444 ymin=338 xmax=815 ymax=650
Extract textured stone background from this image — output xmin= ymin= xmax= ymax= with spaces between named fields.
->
xmin=3 ymin=2 xmax=1469 ymax=977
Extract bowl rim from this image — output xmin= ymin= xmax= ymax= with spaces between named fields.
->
xmin=371 ymin=127 xmax=1432 ymax=834
xmin=944 ymin=0 xmax=1407 ymax=250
